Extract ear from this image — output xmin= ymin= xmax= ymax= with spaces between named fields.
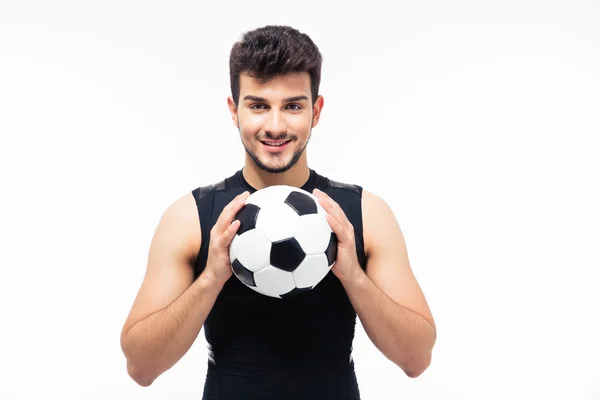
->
xmin=227 ymin=96 xmax=239 ymax=128
xmin=311 ymin=95 xmax=324 ymax=128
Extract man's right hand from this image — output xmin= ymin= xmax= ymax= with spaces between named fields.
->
xmin=203 ymin=191 xmax=251 ymax=286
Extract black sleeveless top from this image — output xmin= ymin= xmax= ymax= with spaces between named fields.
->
xmin=191 ymin=169 xmax=366 ymax=400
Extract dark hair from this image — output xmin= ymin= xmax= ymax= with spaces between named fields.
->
xmin=229 ymin=25 xmax=323 ymax=106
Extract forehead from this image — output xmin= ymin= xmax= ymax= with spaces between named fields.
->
xmin=239 ymin=72 xmax=311 ymax=98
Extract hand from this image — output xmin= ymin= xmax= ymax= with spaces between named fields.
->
xmin=312 ymin=188 xmax=362 ymax=283
xmin=203 ymin=191 xmax=251 ymax=286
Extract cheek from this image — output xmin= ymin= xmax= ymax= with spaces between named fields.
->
xmin=296 ymin=113 xmax=315 ymax=129
xmin=239 ymin=119 xmax=261 ymax=139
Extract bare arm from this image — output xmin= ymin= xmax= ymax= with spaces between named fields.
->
xmin=119 ymin=193 xmax=222 ymax=386
xmin=339 ymin=270 xmax=436 ymax=377
xmin=335 ymin=190 xmax=436 ymax=378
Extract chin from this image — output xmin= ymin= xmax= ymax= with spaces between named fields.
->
xmin=252 ymin=153 xmax=298 ymax=174
xmin=256 ymin=160 xmax=296 ymax=174
xmin=245 ymin=142 xmax=306 ymax=174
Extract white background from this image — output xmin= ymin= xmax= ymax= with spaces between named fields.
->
xmin=1 ymin=1 xmax=599 ymax=399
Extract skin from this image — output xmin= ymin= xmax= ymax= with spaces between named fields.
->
xmin=120 ymin=71 xmax=436 ymax=387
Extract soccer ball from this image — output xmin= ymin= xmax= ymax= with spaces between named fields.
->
xmin=229 ymin=185 xmax=338 ymax=299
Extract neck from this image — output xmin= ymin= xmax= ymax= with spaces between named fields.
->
xmin=242 ymin=154 xmax=310 ymax=190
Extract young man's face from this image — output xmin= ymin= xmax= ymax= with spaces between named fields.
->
xmin=228 ymin=72 xmax=323 ymax=174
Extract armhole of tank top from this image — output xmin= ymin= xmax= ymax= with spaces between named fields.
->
xmin=355 ymin=184 xmax=367 ymax=268
xmin=191 ymin=185 xmax=214 ymax=278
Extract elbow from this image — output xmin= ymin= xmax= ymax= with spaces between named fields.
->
xmin=121 ymin=331 xmax=157 ymax=387
xmin=401 ymin=350 xmax=432 ymax=379
xmin=404 ymin=364 xmax=428 ymax=379
xmin=404 ymin=323 xmax=436 ymax=378
xmin=127 ymin=359 xmax=156 ymax=387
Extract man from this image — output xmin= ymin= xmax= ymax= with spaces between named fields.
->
xmin=120 ymin=25 xmax=436 ymax=399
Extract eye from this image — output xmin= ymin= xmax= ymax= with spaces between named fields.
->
xmin=250 ymin=104 xmax=267 ymax=110
xmin=287 ymin=103 xmax=302 ymax=110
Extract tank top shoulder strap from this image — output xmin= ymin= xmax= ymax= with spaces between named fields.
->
xmin=316 ymin=175 xmax=363 ymax=194
xmin=192 ymin=177 xmax=228 ymax=238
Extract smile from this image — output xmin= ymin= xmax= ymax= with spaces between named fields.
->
xmin=260 ymin=139 xmax=292 ymax=153
xmin=261 ymin=140 xmax=291 ymax=147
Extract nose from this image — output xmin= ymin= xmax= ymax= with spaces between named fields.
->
xmin=264 ymin=109 xmax=287 ymax=137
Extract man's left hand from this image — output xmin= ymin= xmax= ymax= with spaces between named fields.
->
xmin=312 ymin=188 xmax=362 ymax=283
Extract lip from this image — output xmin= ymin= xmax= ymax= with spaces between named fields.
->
xmin=261 ymin=139 xmax=291 ymax=153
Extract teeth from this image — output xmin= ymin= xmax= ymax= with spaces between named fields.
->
xmin=264 ymin=141 xmax=287 ymax=146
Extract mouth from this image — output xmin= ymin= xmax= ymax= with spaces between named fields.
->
xmin=260 ymin=139 xmax=292 ymax=153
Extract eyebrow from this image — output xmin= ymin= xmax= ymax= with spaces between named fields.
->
xmin=242 ymin=95 xmax=309 ymax=103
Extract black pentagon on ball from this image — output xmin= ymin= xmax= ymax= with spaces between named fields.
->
xmin=234 ymin=203 xmax=261 ymax=235
xmin=231 ymin=259 xmax=256 ymax=287
xmin=270 ymin=237 xmax=306 ymax=272
xmin=325 ymin=233 xmax=338 ymax=266
xmin=284 ymin=191 xmax=318 ymax=216
xmin=280 ymin=286 xmax=312 ymax=299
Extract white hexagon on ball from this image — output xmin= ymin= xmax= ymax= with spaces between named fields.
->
xmin=294 ymin=214 xmax=332 ymax=255
xmin=255 ymin=202 xmax=300 ymax=242
xmin=292 ymin=253 xmax=331 ymax=289
xmin=230 ymin=229 xmax=271 ymax=272
xmin=253 ymin=266 xmax=296 ymax=298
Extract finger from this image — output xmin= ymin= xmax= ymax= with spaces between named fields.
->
xmin=325 ymin=213 xmax=354 ymax=244
xmin=314 ymin=190 xmax=353 ymax=231
xmin=228 ymin=190 xmax=250 ymax=211
xmin=313 ymin=189 xmax=339 ymax=213
xmin=218 ymin=219 xmax=241 ymax=248
xmin=214 ymin=191 xmax=250 ymax=233
xmin=227 ymin=191 xmax=250 ymax=211
xmin=313 ymin=190 xmax=353 ymax=240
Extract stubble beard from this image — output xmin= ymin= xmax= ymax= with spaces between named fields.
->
xmin=243 ymin=133 xmax=311 ymax=174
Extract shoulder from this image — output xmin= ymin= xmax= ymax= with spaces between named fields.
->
xmin=361 ymin=189 xmax=400 ymax=257
xmin=361 ymin=189 xmax=392 ymax=214
xmin=154 ymin=191 xmax=202 ymax=264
